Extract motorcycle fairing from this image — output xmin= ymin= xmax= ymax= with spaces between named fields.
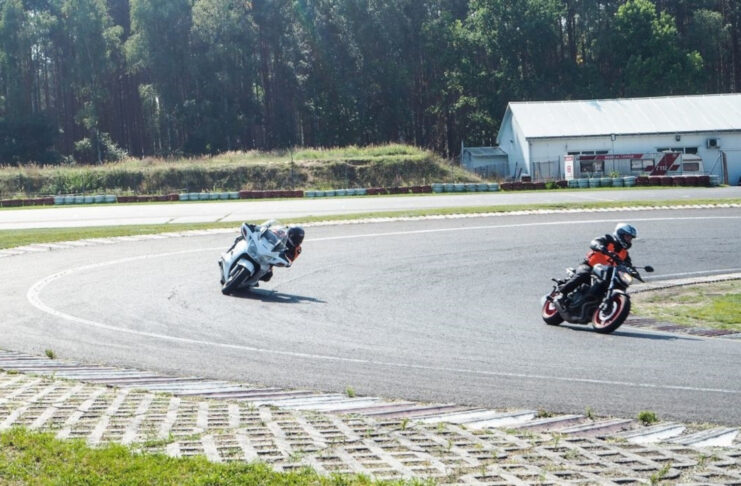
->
xmin=219 ymin=220 xmax=292 ymax=291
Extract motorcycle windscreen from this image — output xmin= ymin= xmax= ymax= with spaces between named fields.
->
xmin=260 ymin=228 xmax=288 ymax=253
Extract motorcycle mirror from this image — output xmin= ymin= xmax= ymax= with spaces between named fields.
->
xmin=644 ymin=265 xmax=654 ymax=273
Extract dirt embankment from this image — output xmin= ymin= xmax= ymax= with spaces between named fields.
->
xmin=0 ymin=147 xmax=479 ymax=198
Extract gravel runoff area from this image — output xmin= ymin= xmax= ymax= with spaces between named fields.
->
xmin=1 ymin=204 xmax=740 ymax=484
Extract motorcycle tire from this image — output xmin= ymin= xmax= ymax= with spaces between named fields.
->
xmin=221 ymin=265 xmax=248 ymax=295
xmin=541 ymin=292 xmax=564 ymax=326
xmin=591 ymin=294 xmax=631 ymax=334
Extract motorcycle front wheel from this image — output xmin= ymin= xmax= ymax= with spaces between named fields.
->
xmin=541 ymin=292 xmax=564 ymax=326
xmin=222 ymin=265 xmax=248 ymax=295
xmin=591 ymin=294 xmax=631 ymax=334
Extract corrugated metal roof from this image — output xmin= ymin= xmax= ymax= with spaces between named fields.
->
xmin=505 ymin=94 xmax=741 ymax=139
xmin=463 ymin=147 xmax=507 ymax=156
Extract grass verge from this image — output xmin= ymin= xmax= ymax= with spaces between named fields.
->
xmin=633 ymin=280 xmax=741 ymax=332
xmin=0 ymin=427 xmax=421 ymax=485
xmin=1 ymin=197 xmax=739 ymax=250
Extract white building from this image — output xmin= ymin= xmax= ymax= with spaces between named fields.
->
xmin=495 ymin=94 xmax=741 ymax=185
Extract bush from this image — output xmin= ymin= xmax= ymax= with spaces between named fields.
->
xmin=638 ymin=410 xmax=659 ymax=425
xmin=73 ymin=132 xmax=128 ymax=164
xmin=0 ymin=113 xmax=60 ymax=165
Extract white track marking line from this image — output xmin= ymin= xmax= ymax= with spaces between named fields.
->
xmin=26 ymin=216 xmax=741 ymax=396
xmin=655 ymin=269 xmax=741 ymax=278
xmin=308 ymin=215 xmax=741 ymax=241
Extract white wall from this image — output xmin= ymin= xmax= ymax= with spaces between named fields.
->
xmin=525 ymin=132 xmax=740 ymax=183
xmin=499 ymin=115 xmax=531 ymax=179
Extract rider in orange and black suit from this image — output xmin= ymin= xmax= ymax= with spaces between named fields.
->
xmin=554 ymin=223 xmax=637 ymax=306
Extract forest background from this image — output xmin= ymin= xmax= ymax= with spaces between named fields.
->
xmin=0 ymin=0 xmax=739 ymax=166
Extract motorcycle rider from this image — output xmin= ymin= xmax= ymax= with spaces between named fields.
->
xmin=553 ymin=223 xmax=637 ymax=306
xmin=226 ymin=222 xmax=304 ymax=283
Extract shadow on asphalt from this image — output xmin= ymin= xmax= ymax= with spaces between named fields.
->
xmin=563 ymin=325 xmax=700 ymax=341
xmin=228 ymin=288 xmax=326 ymax=304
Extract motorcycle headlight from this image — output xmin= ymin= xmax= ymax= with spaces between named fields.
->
xmin=617 ymin=270 xmax=634 ymax=286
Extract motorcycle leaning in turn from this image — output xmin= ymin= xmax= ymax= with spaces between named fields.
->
xmin=218 ymin=220 xmax=292 ymax=295
xmin=541 ymin=255 xmax=654 ymax=334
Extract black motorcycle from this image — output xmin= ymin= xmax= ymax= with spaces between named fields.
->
xmin=541 ymin=259 xmax=654 ymax=334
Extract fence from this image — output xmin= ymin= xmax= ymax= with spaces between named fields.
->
xmin=470 ymin=161 xmax=509 ymax=179
xmin=532 ymin=161 xmax=560 ymax=182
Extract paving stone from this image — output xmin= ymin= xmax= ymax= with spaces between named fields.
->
xmin=0 ymin=368 xmax=738 ymax=483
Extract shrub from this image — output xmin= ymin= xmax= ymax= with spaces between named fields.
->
xmin=638 ymin=410 xmax=659 ymax=425
xmin=73 ymin=132 xmax=128 ymax=164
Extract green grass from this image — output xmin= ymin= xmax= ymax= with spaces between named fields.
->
xmin=633 ymin=280 xmax=741 ymax=331
xmin=1 ymin=197 xmax=739 ymax=250
xmin=0 ymin=427 xmax=421 ymax=486
xmin=0 ymin=144 xmax=476 ymax=197
xmin=637 ymin=410 xmax=659 ymax=426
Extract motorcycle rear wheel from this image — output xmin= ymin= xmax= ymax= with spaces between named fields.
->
xmin=542 ymin=292 xmax=564 ymax=326
xmin=222 ymin=266 xmax=248 ymax=295
xmin=591 ymin=294 xmax=631 ymax=334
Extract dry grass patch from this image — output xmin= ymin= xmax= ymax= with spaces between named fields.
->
xmin=633 ymin=280 xmax=741 ymax=331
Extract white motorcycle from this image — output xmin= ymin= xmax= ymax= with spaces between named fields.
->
xmin=218 ymin=220 xmax=292 ymax=294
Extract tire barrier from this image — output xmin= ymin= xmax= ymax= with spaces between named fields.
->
xmin=0 ymin=197 xmax=55 ymax=208
xmin=430 ymin=183 xmax=499 ymax=193
xmin=545 ymin=175 xmax=715 ymax=190
xmin=0 ymin=175 xmax=723 ymax=208
xmin=306 ymin=186 xmax=435 ymax=197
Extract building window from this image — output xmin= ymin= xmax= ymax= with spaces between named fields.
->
xmin=631 ymin=159 xmax=654 ymax=171
xmin=570 ymin=150 xmax=605 ymax=156
xmin=580 ymin=160 xmax=604 ymax=173
xmin=657 ymin=147 xmax=698 ymax=154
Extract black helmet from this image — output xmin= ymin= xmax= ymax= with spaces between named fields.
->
xmin=613 ymin=223 xmax=637 ymax=249
xmin=287 ymin=226 xmax=304 ymax=247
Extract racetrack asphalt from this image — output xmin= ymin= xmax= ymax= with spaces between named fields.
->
xmin=1 ymin=191 xmax=740 ymax=483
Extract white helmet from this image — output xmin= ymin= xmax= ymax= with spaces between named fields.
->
xmin=614 ymin=223 xmax=637 ymax=249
